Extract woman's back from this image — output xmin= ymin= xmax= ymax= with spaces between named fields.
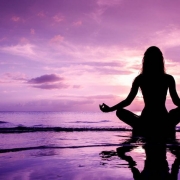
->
xmin=138 ymin=74 xmax=170 ymax=110
xmin=133 ymin=74 xmax=170 ymax=126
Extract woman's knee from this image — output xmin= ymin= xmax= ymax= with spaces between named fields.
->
xmin=168 ymin=107 xmax=180 ymax=126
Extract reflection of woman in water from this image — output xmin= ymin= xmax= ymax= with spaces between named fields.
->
xmin=100 ymin=46 xmax=180 ymax=136
xmin=101 ymin=138 xmax=180 ymax=180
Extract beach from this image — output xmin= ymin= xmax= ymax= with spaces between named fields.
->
xmin=0 ymin=112 xmax=180 ymax=180
xmin=1 ymin=0 xmax=180 ymax=179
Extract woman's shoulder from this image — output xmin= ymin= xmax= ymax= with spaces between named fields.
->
xmin=134 ymin=74 xmax=143 ymax=81
xmin=135 ymin=74 xmax=142 ymax=78
xmin=164 ymin=74 xmax=174 ymax=80
xmin=133 ymin=74 xmax=142 ymax=84
xmin=164 ymin=74 xmax=176 ymax=85
xmin=134 ymin=73 xmax=175 ymax=82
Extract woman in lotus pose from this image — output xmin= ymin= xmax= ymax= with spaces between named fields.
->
xmin=99 ymin=46 xmax=180 ymax=136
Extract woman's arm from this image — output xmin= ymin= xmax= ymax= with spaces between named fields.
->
xmin=100 ymin=76 xmax=140 ymax=112
xmin=168 ymin=75 xmax=180 ymax=107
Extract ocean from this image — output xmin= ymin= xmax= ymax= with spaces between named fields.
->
xmin=0 ymin=112 xmax=180 ymax=179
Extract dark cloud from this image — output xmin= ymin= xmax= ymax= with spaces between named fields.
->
xmin=27 ymin=74 xmax=80 ymax=90
xmin=27 ymin=74 xmax=69 ymax=90
xmin=28 ymin=74 xmax=63 ymax=84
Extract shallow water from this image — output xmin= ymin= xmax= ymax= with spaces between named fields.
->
xmin=0 ymin=112 xmax=180 ymax=179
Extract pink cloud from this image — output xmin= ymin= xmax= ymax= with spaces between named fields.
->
xmin=57 ymin=94 xmax=119 ymax=102
xmin=30 ymin=28 xmax=35 ymax=35
xmin=53 ymin=15 xmax=64 ymax=22
xmin=11 ymin=16 xmax=20 ymax=22
xmin=73 ymin=85 xmax=81 ymax=88
xmin=87 ymin=94 xmax=118 ymax=99
xmin=0 ymin=37 xmax=7 ymax=42
xmin=20 ymin=37 xmax=29 ymax=44
xmin=73 ymin=20 xmax=82 ymax=26
xmin=50 ymin=35 xmax=64 ymax=43
xmin=37 ymin=12 xmax=45 ymax=17
xmin=93 ymin=66 xmax=132 ymax=75
xmin=97 ymin=0 xmax=121 ymax=7
xmin=0 ymin=72 xmax=27 ymax=84
xmin=3 ymin=72 xmax=27 ymax=81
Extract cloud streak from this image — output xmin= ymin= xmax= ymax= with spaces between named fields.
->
xmin=27 ymin=74 xmax=68 ymax=90
xmin=31 ymin=83 xmax=68 ymax=90
xmin=28 ymin=74 xmax=63 ymax=84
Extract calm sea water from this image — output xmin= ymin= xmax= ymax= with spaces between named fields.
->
xmin=0 ymin=111 xmax=129 ymax=129
xmin=0 ymin=112 xmax=180 ymax=179
xmin=0 ymin=111 xmax=131 ymax=149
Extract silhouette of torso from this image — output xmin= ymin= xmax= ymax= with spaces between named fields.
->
xmin=137 ymin=74 xmax=170 ymax=125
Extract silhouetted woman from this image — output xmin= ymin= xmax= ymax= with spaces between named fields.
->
xmin=100 ymin=46 xmax=180 ymax=136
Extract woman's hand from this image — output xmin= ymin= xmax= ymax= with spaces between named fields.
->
xmin=99 ymin=103 xmax=111 ymax=113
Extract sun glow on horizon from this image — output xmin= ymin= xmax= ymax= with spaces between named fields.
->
xmin=0 ymin=1 xmax=180 ymax=111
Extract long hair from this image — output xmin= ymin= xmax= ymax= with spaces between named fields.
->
xmin=141 ymin=46 xmax=165 ymax=75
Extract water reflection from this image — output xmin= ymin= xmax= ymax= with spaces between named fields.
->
xmin=100 ymin=134 xmax=180 ymax=180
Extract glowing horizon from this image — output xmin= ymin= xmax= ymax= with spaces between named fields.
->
xmin=0 ymin=0 xmax=180 ymax=111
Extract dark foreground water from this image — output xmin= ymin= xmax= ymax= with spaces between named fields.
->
xmin=0 ymin=112 xmax=180 ymax=180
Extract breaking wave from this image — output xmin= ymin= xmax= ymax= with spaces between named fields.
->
xmin=0 ymin=126 xmax=131 ymax=133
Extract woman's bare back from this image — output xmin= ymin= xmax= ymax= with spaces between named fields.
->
xmin=134 ymin=74 xmax=179 ymax=120
xmin=139 ymin=74 xmax=169 ymax=108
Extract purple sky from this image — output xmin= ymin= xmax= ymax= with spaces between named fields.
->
xmin=0 ymin=0 xmax=180 ymax=111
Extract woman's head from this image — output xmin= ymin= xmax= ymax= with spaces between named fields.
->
xmin=141 ymin=46 xmax=165 ymax=75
